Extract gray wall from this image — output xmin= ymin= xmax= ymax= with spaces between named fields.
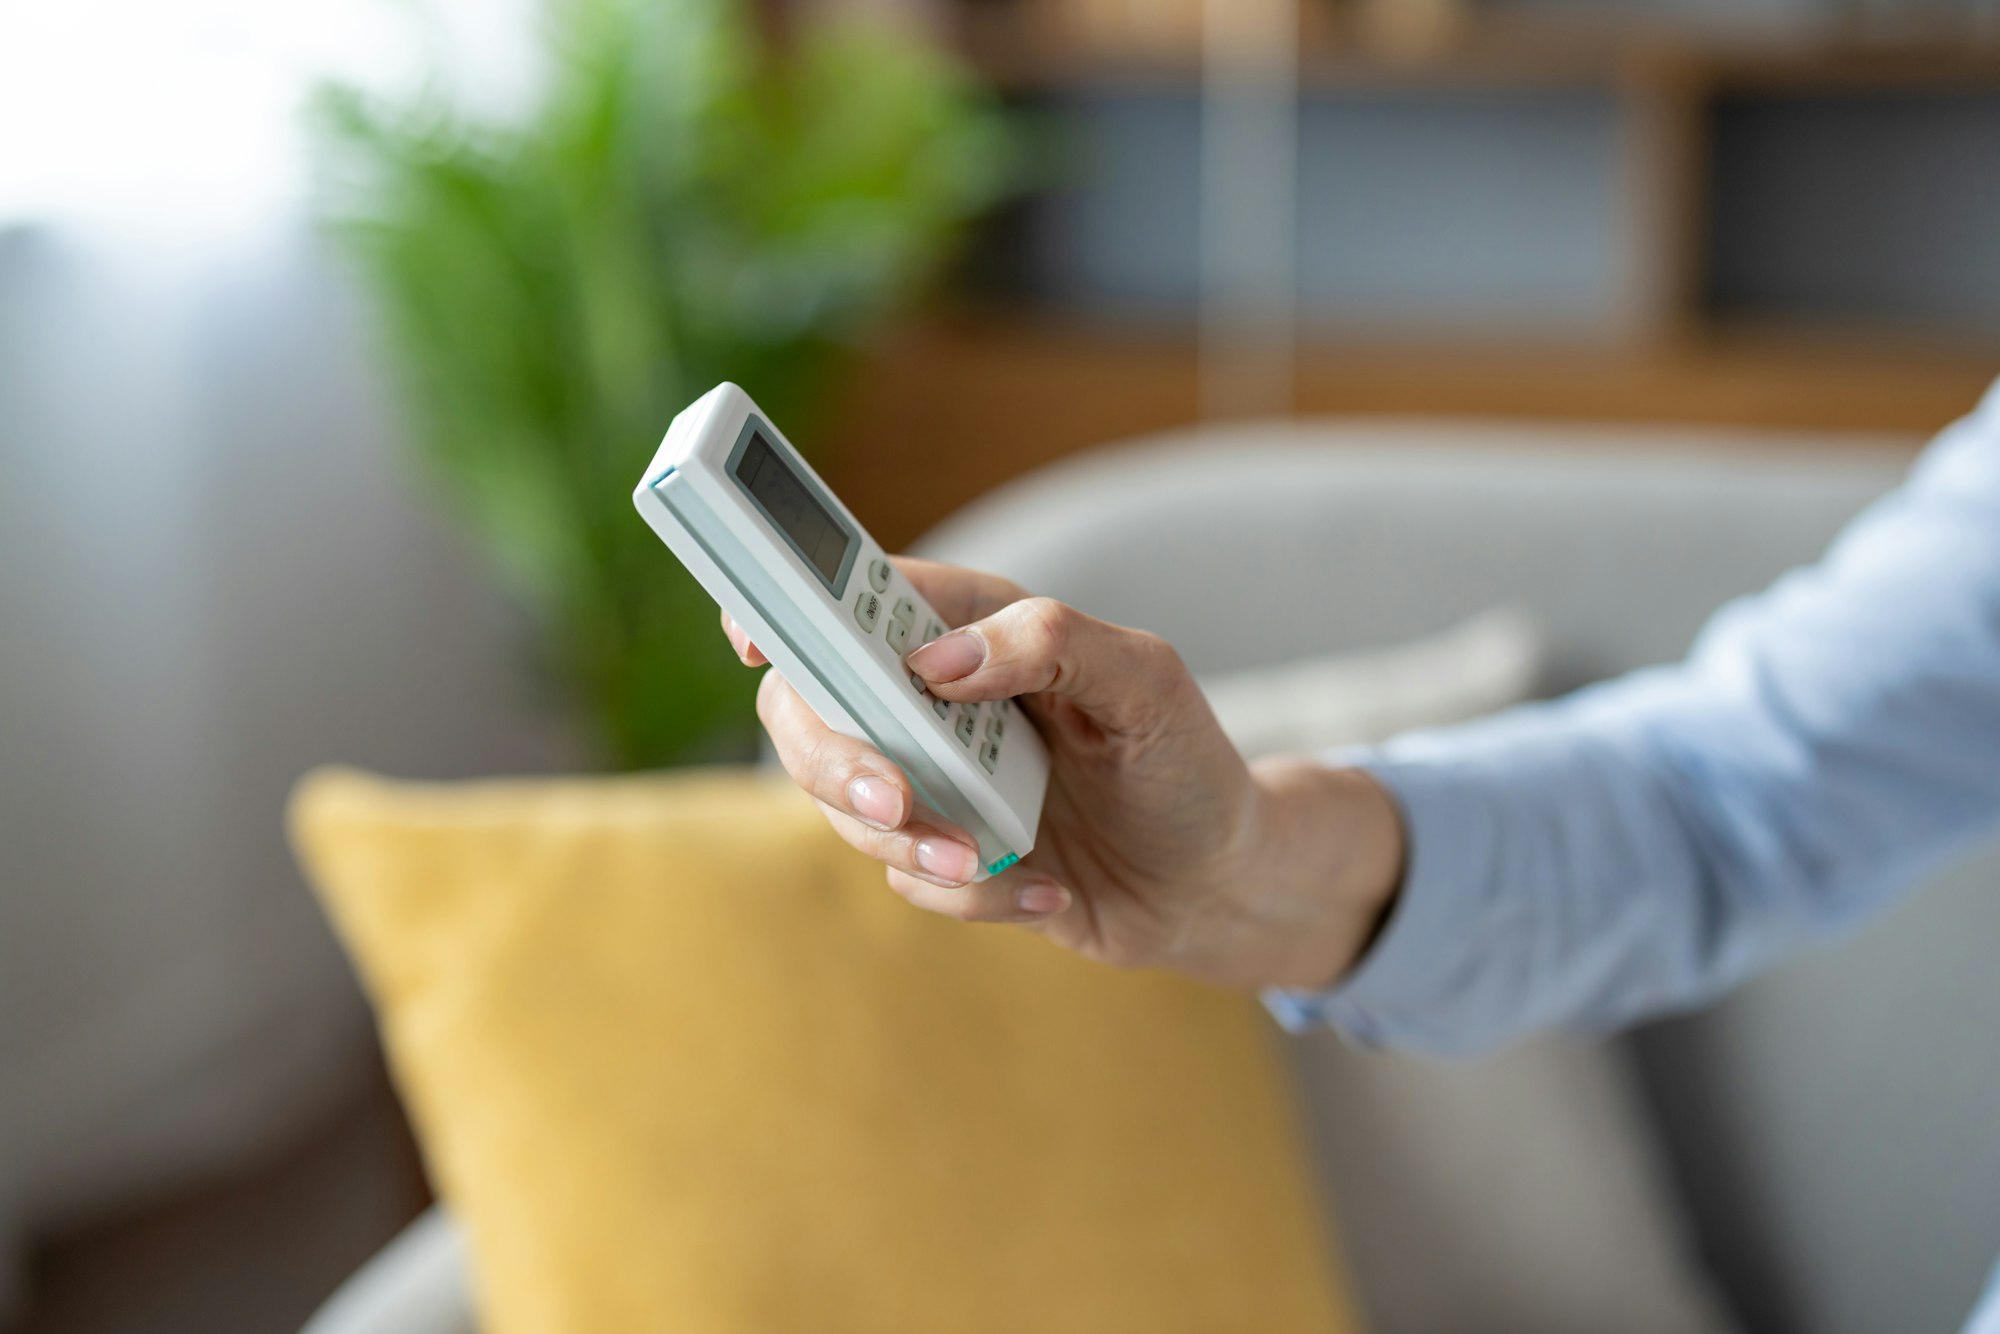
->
xmin=0 ymin=220 xmax=580 ymax=1296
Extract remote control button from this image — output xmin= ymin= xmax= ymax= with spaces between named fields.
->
xmin=910 ymin=671 xmax=927 ymax=695
xmin=868 ymin=559 xmax=891 ymax=594
xmin=985 ymin=714 xmax=1005 ymax=743
xmin=932 ymin=695 xmax=950 ymax=719
xmin=922 ymin=618 xmax=945 ymax=644
xmin=978 ymin=738 xmax=1001 ymax=774
xmin=854 ymin=590 xmax=881 ymax=632
xmin=885 ymin=616 xmax=911 ymax=653
xmin=954 ymin=707 xmax=977 ymax=747
xmin=890 ymin=597 xmax=916 ymax=627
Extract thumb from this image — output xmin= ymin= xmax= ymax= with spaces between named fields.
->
xmin=906 ymin=596 xmax=1188 ymax=735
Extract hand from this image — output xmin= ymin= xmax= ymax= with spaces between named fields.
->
xmin=721 ymin=558 xmax=1405 ymax=991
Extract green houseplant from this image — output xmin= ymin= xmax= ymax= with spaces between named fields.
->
xmin=314 ymin=0 xmax=1015 ymax=767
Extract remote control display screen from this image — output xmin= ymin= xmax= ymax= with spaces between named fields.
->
xmin=735 ymin=431 xmax=849 ymax=587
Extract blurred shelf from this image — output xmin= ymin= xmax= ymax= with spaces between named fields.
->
xmin=960 ymin=5 xmax=2000 ymax=93
xmin=823 ymin=311 xmax=1992 ymax=548
xmin=868 ymin=4 xmax=2000 ymax=545
xmin=952 ymin=6 xmax=2000 ymax=400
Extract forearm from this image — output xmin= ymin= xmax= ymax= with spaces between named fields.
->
xmin=1266 ymin=388 xmax=2000 ymax=1054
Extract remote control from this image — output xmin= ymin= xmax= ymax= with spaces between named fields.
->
xmin=633 ymin=383 xmax=1049 ymax=878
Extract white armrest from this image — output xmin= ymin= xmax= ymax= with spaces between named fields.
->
xmin=301 ymin=1207 xmax=474 ymax=1334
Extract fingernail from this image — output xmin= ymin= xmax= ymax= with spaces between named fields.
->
xmin=907 ymin=629 xmax=984 ymax=683
xmin=847 ymin=775 xmax=903 ymax=830
xmin=915 ymin=838 xmax=978 ymax=885
xmin=1016 ymin=881 xmax=1071 ymax=915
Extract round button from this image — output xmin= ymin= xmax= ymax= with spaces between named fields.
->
xmin=868 ymin=559 xmax=892 ymax=594
xmin=853 ymin=590 xmax=881 ymax=632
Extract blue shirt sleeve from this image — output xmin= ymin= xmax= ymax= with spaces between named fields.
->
xmin=1269 ymin=380 xmax=2000 ymax=1057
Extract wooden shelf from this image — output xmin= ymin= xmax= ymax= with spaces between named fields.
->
xmin=961 ymin=5 xmax=2000 ymax=94
xmin=949 ymin=6 xmax=2000 ymax=396
xmin=822 ymin=312 xmax=1990 ymax=549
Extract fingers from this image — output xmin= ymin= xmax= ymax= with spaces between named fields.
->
xmin=905 ymin=596 xmax=1190 ymax=735
xmin=885 ymin=866 xmax=1074 ymax=924
xmin=744 ymin=600 xmax=1080 ymax=926
xmin=814 ymin=800 xmax=983 ymax=888
xmin=720 ymin=610 xmax=767 ymax=667
xmin=890 ymin=558 xmax=1025 ymax=629
xmin=756 ymin=671 xmax=914 ymax=828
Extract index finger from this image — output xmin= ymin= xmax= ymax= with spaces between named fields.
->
xmin=890 ymin=557 xmax=1027 ymax=630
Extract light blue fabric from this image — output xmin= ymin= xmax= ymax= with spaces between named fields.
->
xmin=1973 ymin=1262 xmax=2000 ymax=1334
xmin=1268 ymin=379 xmax=2000 ymax=1330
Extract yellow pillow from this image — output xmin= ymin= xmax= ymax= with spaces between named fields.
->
xmin=292 ymin=766 xmax=1358 ymax=1334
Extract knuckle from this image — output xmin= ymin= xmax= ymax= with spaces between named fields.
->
xmin=850 ymin=822 xmax=894 ymax=864
xmin=794 ymin=729 xmax=847 ymax=795
xmin=1014 ymin=596 xmax=1073 ymax=659
xmin=828 ymin=806 xmax=899 ymax=865
xmin=884 ymin=869 xmax=946 ymax=915
xmin=1127 ymin=628 xmax=1176 ymax=672
xmin=1137 ymin=631 xmax=1192 ymax=694
xmin=1127 ymin=630 xmax=1193 ymax=722
xmin=968 ymin=896 xmax=1021 ymax=924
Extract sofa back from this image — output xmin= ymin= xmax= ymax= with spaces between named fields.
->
xmin=916 ymin=418 xmax=2000 ymax=1334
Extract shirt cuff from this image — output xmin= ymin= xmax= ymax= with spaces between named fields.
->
xmin=1262 ymin=755 xmax=1497 ymax=1045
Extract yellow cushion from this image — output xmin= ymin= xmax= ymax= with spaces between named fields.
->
xmin=292 ymin=766 xmax=1358 ymax=1334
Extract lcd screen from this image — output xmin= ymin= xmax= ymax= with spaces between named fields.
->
xmin=733 ymin=431 xmax=850 ymax=588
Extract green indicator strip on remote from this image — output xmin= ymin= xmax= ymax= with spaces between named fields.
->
xmin=985 ymin=852 xmax=1021 ymax=876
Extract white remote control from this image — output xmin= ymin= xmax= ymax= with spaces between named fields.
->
xmin=633 ymin=382 xmax=1049 ymax=879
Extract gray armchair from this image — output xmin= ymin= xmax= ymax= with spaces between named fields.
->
xmin=308 ymin=418 xmax=2000 ymax=1334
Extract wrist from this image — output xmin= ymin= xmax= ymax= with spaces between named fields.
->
xmin=1241 ymin=756 xmax=1407 ymax=991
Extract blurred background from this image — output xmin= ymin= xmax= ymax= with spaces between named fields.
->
xmin=2 ymin=0 xmax=1997 ymax=1329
